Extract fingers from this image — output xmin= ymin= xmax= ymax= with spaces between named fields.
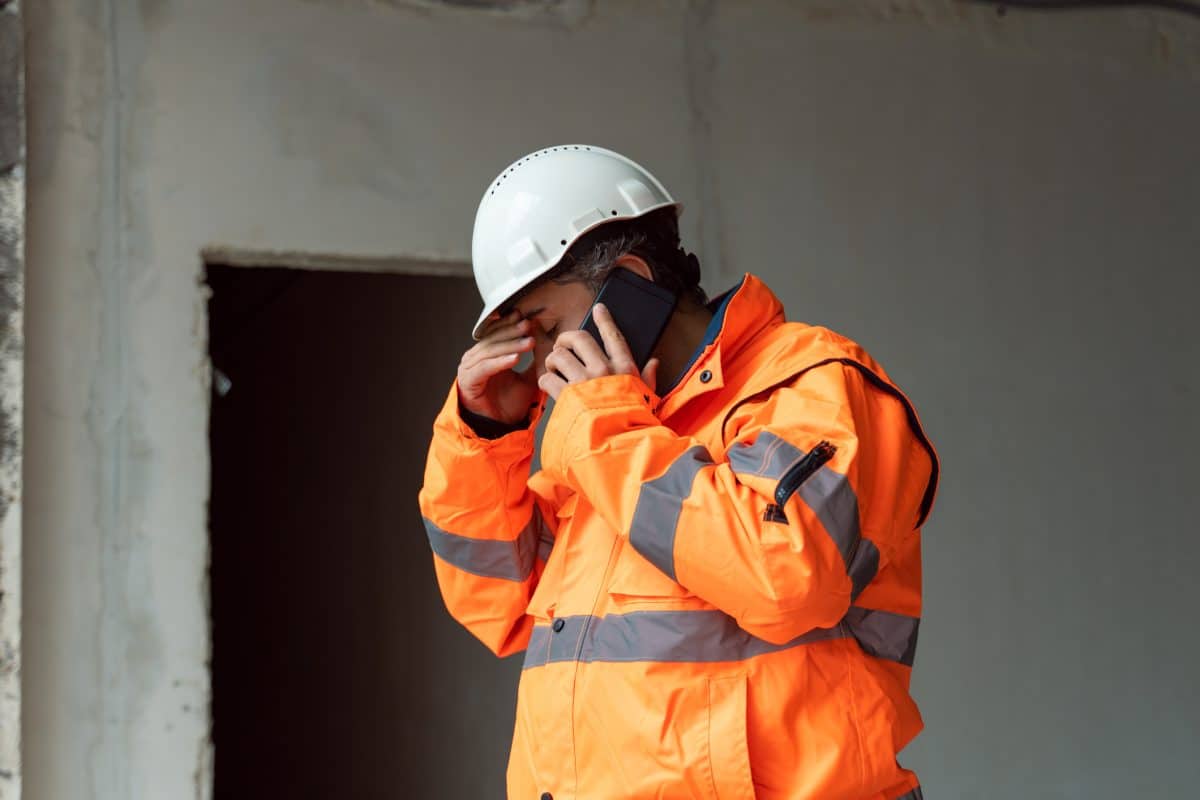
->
xmin=477 ymin=308 xmax=523 ymax=340
xmin=470 ymin=353 xmax=524 ymax=383
xmin=458 ymin=316 xmax=535 ymax=401
xmin=464 ymin=333 xmax=534 ymax=369
xmin=551 ymin=329 xmax=608 ymax=378
xmin=538 ymin=307 xmax=649 ymax=400
xmin=461 ymin=320 xmax=533 ymax=371
xmin=641 ymin=357 xmax=660 ymax=392
xmin=480 ymin=313 xmax=531 ymax=345
xmin=471 ymin=312 xmax=529 ymax=352
xmin=592 ymin=304 xmax=637 ymax=375
xmin=543 ymin=345 xmax=587 ymax=384
xmin=537 ymin=370 xmax=566 ymax=400
xmin=459 ymin=345 xmax=533 ymax=394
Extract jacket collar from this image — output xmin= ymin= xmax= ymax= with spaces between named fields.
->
xmin=657 ymin=273 xmax=785 ymax=419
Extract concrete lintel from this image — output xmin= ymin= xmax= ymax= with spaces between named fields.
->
xmin=201 ymin=247 xmax=473 ymax=278
xmin=306 ymin=0 xmax=596 ymax=28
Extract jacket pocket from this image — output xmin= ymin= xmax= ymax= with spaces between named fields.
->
xmin=707 ymin=675 xmax=756 ymax=800
xmin=606 ymin=539 xmax=693 ymax=607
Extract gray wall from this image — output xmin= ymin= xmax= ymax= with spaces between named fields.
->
xmin=22 ymin=0 xmax=1200 ymax=797
xmin=0 ymin=0 xmax=26 ymax=792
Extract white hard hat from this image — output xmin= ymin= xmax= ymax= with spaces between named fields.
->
xmin=470 ymin=144 xmax=681 ymax=339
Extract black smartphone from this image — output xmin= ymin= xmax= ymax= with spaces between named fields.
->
xmin=578 ymin=269 xmax=678 ymax=370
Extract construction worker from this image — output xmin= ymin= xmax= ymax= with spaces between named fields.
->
xmin=419 ymin=145 xmax=938 ymax=800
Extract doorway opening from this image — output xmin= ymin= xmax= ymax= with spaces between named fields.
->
xmin=206 ymin=264 xmax=522 ymax=798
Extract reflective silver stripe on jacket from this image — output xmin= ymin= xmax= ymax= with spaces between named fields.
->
xmin=843 ymin=606 xmax=920 ymax=667
xmin=523 ymin=608 xmax=849 ymax=670
xmin=628 ymin=434 xmax=878 ymax=597
xmin=728 ymin=431 xmax=878 ymax=598
xmin=628 ymin=445 xmax=714 ymax=581
xmin=522 ymin=605 xmax=919 ymax=670
xmin=422 ymin=508 xmax=549 ymax=581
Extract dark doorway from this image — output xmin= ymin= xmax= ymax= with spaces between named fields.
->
xmin=206 ymin=265 xmax=522 ymax=798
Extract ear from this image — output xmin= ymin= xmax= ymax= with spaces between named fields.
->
xmin=613 ymin=254 xmax=654 ymax=282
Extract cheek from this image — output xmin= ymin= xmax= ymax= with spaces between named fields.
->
xmin=563 ymin=309 xmax=589 ymax=332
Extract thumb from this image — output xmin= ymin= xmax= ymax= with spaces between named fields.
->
xmin=641 ymin=357 xmax=660 ymax=393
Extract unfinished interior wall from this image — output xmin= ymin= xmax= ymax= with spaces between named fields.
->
xmin=21 ymin=0 xmax=1200 ymax=798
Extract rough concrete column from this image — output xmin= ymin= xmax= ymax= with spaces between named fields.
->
xmin=22 ymin=0 xmax=215 ymax=797
xmin=0 ymin=0 xmax=25 ymax=795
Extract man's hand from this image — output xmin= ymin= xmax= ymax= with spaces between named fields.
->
xmin=458 ymin=310 xmax=540 ymax=424
xmin=537 ymin=303 xmax=659 ymax=400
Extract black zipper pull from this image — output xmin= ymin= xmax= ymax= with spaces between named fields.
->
xmin=774 ymin=440 xmax=838 ymax=508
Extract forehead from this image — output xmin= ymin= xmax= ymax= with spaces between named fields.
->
xmin=514 ymin=279 xmax=593 ymax=316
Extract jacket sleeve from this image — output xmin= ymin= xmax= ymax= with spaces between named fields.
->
xmin=538 ymin=364 xmax=927 ymax=646
xmin=418 ymin=381 xmax=554 ymax=657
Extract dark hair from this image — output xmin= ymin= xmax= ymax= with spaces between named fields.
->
xmin=500 ymin=208 xmax=706 ymax=315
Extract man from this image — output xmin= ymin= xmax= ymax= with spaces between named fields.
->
xmin=419 ymin=145 xmax=938 ymax=800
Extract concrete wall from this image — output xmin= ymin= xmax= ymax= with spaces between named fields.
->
xmin=1 ymin=0 xmax=25 ymax=794
xmin=21 ymin=0 xmax=1200 ymax=797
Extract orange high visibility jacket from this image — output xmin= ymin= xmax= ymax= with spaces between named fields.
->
xmin=420 ymin=275 xmax=938 ymax=800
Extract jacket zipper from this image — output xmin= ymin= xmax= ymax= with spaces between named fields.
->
xmin=774 ymin=440 xmax=837 ymax=507
xmin=721 ymin=357 xmax=937 ymax=529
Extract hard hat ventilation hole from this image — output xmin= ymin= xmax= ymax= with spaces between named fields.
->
xmin=611 ymin=210 xmax=618 ymax=215
xmin=560 ymin=239 xmax=567 ymax=245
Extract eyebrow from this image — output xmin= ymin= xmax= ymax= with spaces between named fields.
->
xmin=519 ymin=306 xmax=546 ymax=320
